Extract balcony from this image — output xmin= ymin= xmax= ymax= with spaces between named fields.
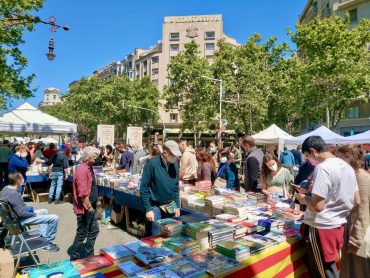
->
xmin=338 ymin=0 xmax=366 ymax=10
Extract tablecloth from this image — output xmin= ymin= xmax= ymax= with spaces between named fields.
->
xmin=98 ymin=186 xmax=144 ymax=212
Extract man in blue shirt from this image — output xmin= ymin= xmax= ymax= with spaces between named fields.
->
xmin=280 ymin=147 xmax=296 ymax=168
xmin=8 ymin=144 xmax=29 ymax=194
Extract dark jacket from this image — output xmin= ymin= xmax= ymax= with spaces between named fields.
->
xmin=0 ymin=186 xmax=35 ymax=219
xmin=217 ymin=161 xmax=239 ymax=190
xmin=244 ymin=146 xmax=264 ymax=192
xmin=140 ymin=156 xmax=179 ymax=213
xmin=119 ymin=151 xmax=134 ymax=171
xmin=291 ymin=149 xmax=303 ymax=166
xmin=8 ymin=154 xmax=29 ymax=182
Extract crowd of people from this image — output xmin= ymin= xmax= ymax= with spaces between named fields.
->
xmin=0 ymin=135 xmax=369 ymax=277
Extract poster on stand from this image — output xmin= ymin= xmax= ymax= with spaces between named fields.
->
xmin=97 ymin=125 xmax=115 ymax=146
xmin=127 ymin=127 xmax=143 ymax=147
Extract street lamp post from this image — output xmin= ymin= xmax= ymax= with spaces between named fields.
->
xmin=201 ymin=76 xmax=223 ymax=147
xmin=122 ymin=102 xmax=166 ymax=142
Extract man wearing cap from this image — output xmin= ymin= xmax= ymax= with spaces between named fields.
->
xmin=140 ymin=140 xmax=182 ymax=235
xmin=47 ymin=145 xmax=70 ymax=204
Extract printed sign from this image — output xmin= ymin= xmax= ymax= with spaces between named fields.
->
xmin=97 ymin=125 xmax=115 ymax=146
xmin=127 ymin=126 xmax=143 ymax=147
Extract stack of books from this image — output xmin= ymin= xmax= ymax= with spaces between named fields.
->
xmin=235 ymin=237 xmax=266 ymax=254
xmin=137 ymin=266 xmax=181 ymax=278
xmin=260 ymin=231 xmax=287 ymax=244
xmin=238 ymin=234 xmax=277 ymax=252
xmin=156 ymin=218 xmax=183 ymax=236
xmin=71 ymin=256 xmax=112 ymax=275
xmin=223 ymin=203 xmax=249 ymax=219
xmin=100 ymin=245 xmax=134 ymax=263
xmin=163 ymin=235 xmax=197 ymax=253
xmin=164 ymin=258 xmax=205 ymax=278
xmin=204 ymin=196 xmax=226 ymax=216
xmin=187 ymin=249 xmax=243 ymax=277
xmin=223 ymin=222 xmax=247 ymax=239
xmin=140 ymin=235 xmax=167 ymax=247
xmin=208 ymin=223 xmax=235 ymax=248
xmin=215 ymin=213 xmax=238 ymax=222
xmin=239 ymin=221 xmax=258 ymax=234
xmin=216 ymin=240 xmax=251 ymax=261
xmin=182 ymin=223 xmax=212 ymax=250
xmin=246 ymin=192 xmax=267 ymax=203
xmin=135 ymin=246 xmax=178 ymax=267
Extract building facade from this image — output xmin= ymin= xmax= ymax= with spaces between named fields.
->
xmin=299 ymin=0 xmax=370 ymax=135
xmin=92 ymin=15 xmax=239 ymax=131
xmin=39 ymin=87 xmax=62 ymax=107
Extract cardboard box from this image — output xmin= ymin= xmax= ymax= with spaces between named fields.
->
xmin=32 ymin=191 xmax=49 ymax=202
xmin=0 ymin=249 xmax=13 ymax=278
xmin=111 ymin=205 xmax=124 ymax=224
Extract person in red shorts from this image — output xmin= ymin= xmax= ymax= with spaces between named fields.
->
xmin=296 ymin=136 xmax=360 ymax=278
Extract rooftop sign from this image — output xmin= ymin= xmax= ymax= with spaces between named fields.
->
xmin=164 ymin=15 xmax=222 ymax=23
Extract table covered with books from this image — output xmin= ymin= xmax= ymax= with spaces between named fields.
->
xmin=20 ymin=179 xmax=310 ymax=278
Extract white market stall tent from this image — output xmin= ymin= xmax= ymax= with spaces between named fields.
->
xmin=343 ymin=130 xmax=370 ymax=145
xmin=285 ymin=126 xmax=348 ymax=145
xmin=0 ymin=102 xmax=77 ymax=134
xmin=252 ymin=124 xmax=294 ymax=145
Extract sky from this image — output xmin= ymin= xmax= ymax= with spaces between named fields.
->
xmin=11 ymin=0 xmax=307 ymax=110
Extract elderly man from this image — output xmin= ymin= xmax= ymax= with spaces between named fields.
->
xmin=68 ymin=146 xmax=100 ymax=260
xmin=140 ymin=140 xmax=182 ymax=235
xmin=178 ymin=139 xmax=197 ymax=185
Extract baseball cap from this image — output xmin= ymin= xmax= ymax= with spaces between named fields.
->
xmin=163 ymin=140 xmax=182 ymax=157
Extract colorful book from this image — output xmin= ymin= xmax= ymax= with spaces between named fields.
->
xmin=135 ymin=246 xmax=178 ymax=267
xmin=216 ymin=240 xmax=250 ymax=260
xmin=164 ymin=258 xmax=205 ymax=278
xmin=84 ymin=273 xmax=105 ymax=278
xmin=187 ymin=250 xmax=242 ymax=277
xmin=163 ymin=235 xmax=196 ymax=253
xmin=141 ymin=234 xmax=167 ymax=247
xmin=72 ymin=255 xmax=112 ymax=274
xmin=100 ymin=244 xmax=134 ymax=263
xmin=136 ymin=266 xmax=181 ymax=278
xmin=28 ymin=260 xmax=80 ymax=278
xmin=123 ymin=240 xmax=150 ymax=254
xmin=117 ymin=261 xmax=144 ymax=276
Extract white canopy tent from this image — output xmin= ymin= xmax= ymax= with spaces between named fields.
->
xmin=252 ymin=124 xmax=294 ymax=145
xmin=343 ymin=130 xmax=370 ymax=145
xmin=0 ymin=102 xmax=77 ymax=134
xmin=285 ymin=126 xmax=348 ymax=145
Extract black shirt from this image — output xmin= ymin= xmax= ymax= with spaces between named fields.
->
xmin=88 ymin=167 xmax=98 ymax=205
xmin=50 ymin=153 xmax=69 ymax=173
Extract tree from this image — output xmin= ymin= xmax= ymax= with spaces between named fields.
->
xmin=290 ymin=15 xmax=370 ymax=129
xmin=0 ymin=0 xmax=44 ymax=108
xmin=212 ymin=35 xmax=291 ymax=134
xmin=164 ymin=41 xmax=217 ymax=143
xmin=43 ymin=76 xmax=160 ymax=140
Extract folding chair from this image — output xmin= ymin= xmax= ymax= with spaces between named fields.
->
xmin=0 ymin=201 xmax=50 ymax=278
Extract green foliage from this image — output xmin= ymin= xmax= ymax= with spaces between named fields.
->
xmin=0 ymin=0 xmax=44 ymax=108
xmin=213 ymin=35 xmax=291 ymax=133
xmin=290 ymin=15 xmax=370 ymax=128
xmin=43 ymin=76 xmax=160 ymax=139
xmin=164 ymin=41 xmax=218 ymax=134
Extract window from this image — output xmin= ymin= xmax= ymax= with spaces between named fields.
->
xmin=170 ymin=113 xmax=178 ymax=123
xmin=128 ymin=61 xmax=132 ymax=68
xmin=170 ymin=44 xmax=179 ymax=51
xmin=170 ymin=33 xmax=180 ymax=41
xmin=349 ymin=9 xmax=358 ymax=24
xmin=152 ymin=56 xmax=159 ymax=64
xmin=205 ymin=31 xmax=215 ymax=39
xmin=312 ymin=1 xmax=318 ymax=14
xmin=348 ymin=106 xmax=359 ymax=119
xmin=53 ymin=95 xmax=56 ymax=100
xmin=205 ymin=43 xmax=215 ymax=50
xmin=152 ymin=68 xmax=159 ymax=75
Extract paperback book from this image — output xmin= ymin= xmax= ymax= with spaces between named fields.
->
xmin=117 ymin=261 xmax=144 ymax=276
xmin=100 ymin=244 xmax=134 ymax=263
xmin=28 ymin=260 xmax=80 ymax=278
xmin=216 ymin=240 xmax=251 ymax=260
xmin=72 ymin=255 xmax=112 ymax=274
xmin=135 ymin=246 xmax=178 ymax=267
xmin=163 ymin=235 xmax=197 ymax=253
xmin=136 ymin=266 xmax=181 ymax=278
xmin=123 ymin=240 xmax=150 ymax=254
xmin=164 ymin=258 xmax=205 ymax=278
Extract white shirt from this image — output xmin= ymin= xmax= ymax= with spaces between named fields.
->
xmin=303 ymin=157 xmax=358 ymax=229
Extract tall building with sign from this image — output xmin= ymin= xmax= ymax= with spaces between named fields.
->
xmin=299 ymin=0 xmax=370 ymax=135
xmin=93 ymin=15 xmax=239 ymax=131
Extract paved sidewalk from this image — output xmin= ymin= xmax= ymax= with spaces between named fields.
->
xmin=24 ymin=201 xmax=138 ymax=265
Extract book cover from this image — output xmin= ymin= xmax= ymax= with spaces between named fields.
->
xmin=28 ymin=260 xmax=80 ymax=278
xmin=84 ymin=273 xmax=105 ymax=278
xmin=164 ymin=258 xmax=205 ymax=278
xmin=72 ymin=255 xmax=111 ymax=274
xmin=100 ymin=245 xmax=134 ymax=263
xmin=135 ymin=246 xmax=178 ymax=267
xmin=187 ymin=250 xmax=242 ymax=277
xmin=124 ymin=240 xmax=150 ymax=254
xmin=141 ymin=235 xmax=167 ymax=247
xmin=116 ymin=261 xmax=143 ymax=276
xmin=136 ymin=266 xmax=181 ymax=278
xmin=163 ymin=235 xmax=196 ymax=252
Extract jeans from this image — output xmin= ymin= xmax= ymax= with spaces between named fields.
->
xmin=68 ymin=210 xmax=99 ymax=260
xmin=49 ymin=172 xmax=64 ymax=200
xmin=20 ymin=209 xmax=59 ymax=242
xmin=149 ymin=206 xmax=175 ymax=236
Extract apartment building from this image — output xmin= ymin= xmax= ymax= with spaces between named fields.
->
xmin=93 ymin=15 xmax=239 ymax=132
xmin=299 ymin=0 xmax=370 ymax=135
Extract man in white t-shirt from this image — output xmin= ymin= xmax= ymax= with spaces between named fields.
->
xmin=296 ymin=136 xmax=360 ymax=278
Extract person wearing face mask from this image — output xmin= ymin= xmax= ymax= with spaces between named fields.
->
xmin=8 ymin=144 xmax=30 ymax=194
xmin=68 ymin=146 xmax=100 ymax=260
xmin=297 ymin=136 xmax=361 ymax=278
xmin=216 ymin=148 xmax=240 ymax=191
xmin=140 ymin=140 xmax=182 ymax=236
xmin=261 ymin=153 xmax=294 ymax=199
